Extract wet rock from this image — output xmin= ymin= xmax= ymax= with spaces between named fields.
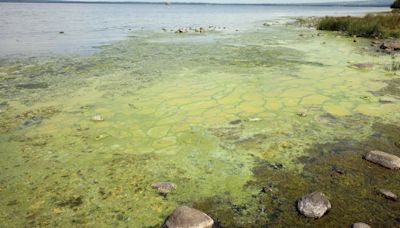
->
xmin=331 ymin=165 xmax=345 ymax=175
xmin=229 ymin=119 xmax=242 ymax=125
xmin=235 ymin=133 xmax=267 ymax=147
xmin=248 ymin=117 xmax=262 ymax=122
xmin=195 ymin=27 xmax=207 ymax=33
xmin=95 ymin=134 xmax=108 ymax=141
xmin=6 ymin=200 xmax=18 ymax=206
xmin=379 ymin=96 xmax=397 ymax=104
xmin=297 ymin=112 xmax=307 ymax=117
xmin=22 ymin=116 xmax=42 ymax=127
xmin=378 ymin=189 xmax=398 ymax=201
xmin=16 ymin=82 xmax=49 ymax=89
xmin=175 ymin=28 xmax=188 ymax=34
xmin=364 ymin=150 xmax=400 ymax=169
xmin=297 ymin=192 xmax=331 ymax=218
xmin=91 ymin=114 xmax=104 ymax=122
xmin=352 ymin=222 xmax=371 ymax=228
xmin=380 ymin=40 xmax=400 ymax=51
xmin=151 ymin=182 xmax=176 ymax=194
xmin=164 ymin=206 xmax=214 ymax=228
xmin=350 ymin=63 xmax=374 ymax=70
xmin=56 ymin=196 xmax=83 ymax=208
xmin=360 ymin=96 xmax=372 ymax=102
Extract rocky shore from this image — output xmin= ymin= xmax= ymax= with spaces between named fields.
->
xmin=160 ymin=149 xmax=400 ymax=227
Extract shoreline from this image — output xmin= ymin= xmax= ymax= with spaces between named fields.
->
xmin=0 ymin=1 xmax=392 ymax=7
xmin=0 ymin=6 xmax=400 ymax=227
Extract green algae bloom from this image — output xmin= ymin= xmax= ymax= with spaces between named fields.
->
xmin=0 ymin=22 xmax=400 ymax=227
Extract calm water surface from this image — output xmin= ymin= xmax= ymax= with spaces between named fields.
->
xmin=0 ymin=3 xmax=389 ymax=56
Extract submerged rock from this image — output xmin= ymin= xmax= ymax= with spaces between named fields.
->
xmin=297 ymin=192 xmax=331 ymax=218
xmin=350 ymin=63 xmax=374 ymax=70
xmin=16 ymin=82 xmax=49 ymax=89
xmin=379 ymin=96 xmax=398 ymax=104
xmin=165 ymin=206 xmax=214 ymax=228
xmin=22 ymin=116 xmax=42 ymax=127
xmin=352 ymin=222 xmax=371 ymax=228
xmin=297 ymin=112 xmax=307 ymax=117
xmin=229 ymin=119 xmax=242 ymax=125
xmin=0 ymin=101 xmax=8 ymax=108
xmin=364 ymin=150 xmax=400 ymax=169
xmin=378 ymin=189 xmax=398 ymax=201
xmin=151 ymin=182 xmax=176 ymax=194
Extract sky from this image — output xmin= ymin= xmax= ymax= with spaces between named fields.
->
xmin=59 ymin=0 xmax=391 ymax=4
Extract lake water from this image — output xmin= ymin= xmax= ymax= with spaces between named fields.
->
xmin=0 ymin=3 xmax=389 ymax=56
xmin=1 ymin=3 xmax=400 ymax=227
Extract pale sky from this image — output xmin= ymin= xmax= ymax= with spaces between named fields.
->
xmin=63 ymin=0 xmax=388 ymax=3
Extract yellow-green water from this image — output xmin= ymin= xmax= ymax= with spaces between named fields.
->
xmin=0 ymin=23 xmax=400 ymax=227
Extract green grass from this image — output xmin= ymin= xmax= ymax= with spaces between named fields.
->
xmin=317 ymin=13 xmax=400 ymax=38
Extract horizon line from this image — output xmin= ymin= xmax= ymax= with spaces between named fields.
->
xmin=0 ymin=0 xmax=392 ymax=6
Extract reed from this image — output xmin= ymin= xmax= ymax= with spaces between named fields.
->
xmin=317 ymin=13 xmax=400 ymax=38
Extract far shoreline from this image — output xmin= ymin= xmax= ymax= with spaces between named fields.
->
xmin=0 ymin=0 xmax=392 ymax=7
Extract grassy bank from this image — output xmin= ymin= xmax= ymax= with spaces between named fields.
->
xmin=317 ymin=12 xmax=400 ymax=38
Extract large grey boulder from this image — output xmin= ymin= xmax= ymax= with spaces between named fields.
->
xmin=352 ymin=222 xmax=371 ymax=228
xmin=297 ymin=192 xmax=331 ymax=218
xmin=165 ymin=206 xmax=214 ymax=228
xmin=364 ymin=150 xmax=400 ymax=169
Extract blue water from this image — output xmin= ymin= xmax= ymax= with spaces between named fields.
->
xmin=0 ymin=3 xmax=389 ymax=56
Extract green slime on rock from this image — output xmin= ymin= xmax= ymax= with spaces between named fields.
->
xmin=0 ymin=22 xmax=400 ymax=227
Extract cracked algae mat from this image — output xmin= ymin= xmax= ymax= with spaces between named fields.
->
xmin=1 ymin=23 xmax=400 ymax=227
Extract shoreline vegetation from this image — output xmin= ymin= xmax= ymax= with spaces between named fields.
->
xmin=316 ymin=11 xmax=400 ymax=39
xmin=392 ymin=0 xmax=400 ymax=8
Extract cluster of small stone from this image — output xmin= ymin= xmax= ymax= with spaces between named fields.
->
xmin=160 ymin=150 xmax=399 ymax=228
xmin=92 ymin=115 xmax=398 ymax=227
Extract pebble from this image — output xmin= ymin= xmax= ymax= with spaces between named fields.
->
xmin=229 ymin=119 xmax=242 ymax=125
xmin=165 ymin=206 xmax=213 ymax=228
xmin=364 ymin=150 xmax=400 ymax=169
xmin=352 ymin=222 xmax=371 ymax=228
xmin=378 ymin=189 xmax=398 ymax=201
xmin=297 ymin=112 xmax=307 ymax=117
xmin=297 ymin=192 xmax=331 ymax=218
xmin=151 ymin=182 xmax=177 ymax=194
xmin=91 ymin=114 xmax=104 ymax=122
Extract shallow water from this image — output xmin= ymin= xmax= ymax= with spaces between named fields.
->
xmin=0 ymin=3 xmax=389 ymax=57
xmin=1 ymin=11 xmax=400 ymax=227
